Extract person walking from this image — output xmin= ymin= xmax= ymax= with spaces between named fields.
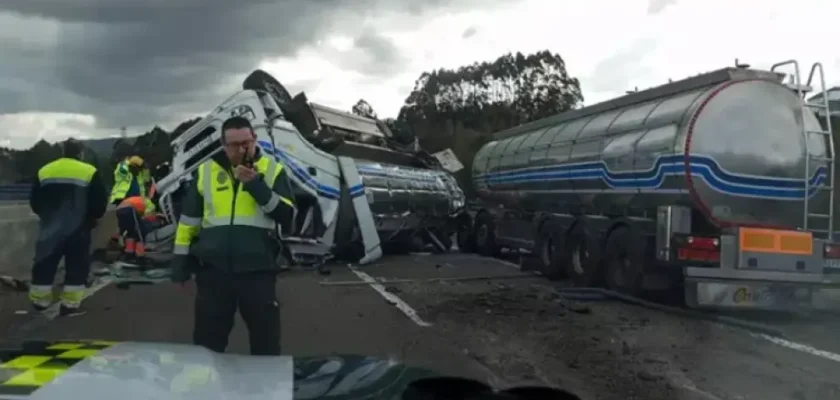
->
xmin=171 ymin=116 xmax=296 ymax=355
xmin=28 ymin=139 xmax=108 ymax=315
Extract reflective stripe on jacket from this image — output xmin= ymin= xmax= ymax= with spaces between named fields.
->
xmin=31 ymin=157 xmax=107 ymax=261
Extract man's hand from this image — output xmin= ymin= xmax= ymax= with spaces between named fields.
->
xmin=234 ymin=165 xmax=258 ymax=183
xmin=170 ymin=267 xmax=191 ymax=284
xmin=170 ymin=257 xmax=192 ymax=284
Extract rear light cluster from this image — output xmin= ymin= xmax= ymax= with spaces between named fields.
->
xmin=675 ymin=235 xmax=720 ymax=262
xmin=824 ymin=243 xmax=840 ymax=259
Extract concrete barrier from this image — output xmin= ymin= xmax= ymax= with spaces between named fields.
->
xmin=0 ymin=204 xmax=118 ymax=282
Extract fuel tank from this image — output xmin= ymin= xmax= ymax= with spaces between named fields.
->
xmin=242 ymin=69 xmax=466 ymax=238
xmin=472 ymin=66 xmax=831 ymax=229
xmin=357 ymin=161 xmax=464 ymax=235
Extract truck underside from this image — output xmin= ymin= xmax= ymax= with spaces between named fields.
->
xmin=458 ymin=201 xmax=840 ymax=311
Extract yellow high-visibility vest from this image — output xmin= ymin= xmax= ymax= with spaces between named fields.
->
xmin=173 ymin=156 xmax=291 ymax=255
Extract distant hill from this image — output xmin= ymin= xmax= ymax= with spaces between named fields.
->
xmin=82 ymin=137 xmax=135 ymax=161
xmin=0 ymin=117 xmax=201 ymax=185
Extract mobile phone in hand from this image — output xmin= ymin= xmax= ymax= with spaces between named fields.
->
xmin=242 ymin=153 xmax=255 ymax=169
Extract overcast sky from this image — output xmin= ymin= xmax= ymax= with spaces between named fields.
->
xmin=0 ymin=0 xmax=838 ymax=149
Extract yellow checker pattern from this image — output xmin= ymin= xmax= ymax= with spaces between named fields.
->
xmin=0 ymin=340 xmax=116 ymax=396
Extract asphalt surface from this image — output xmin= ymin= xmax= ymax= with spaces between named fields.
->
xmin=1 ymin=252 xmax=840 ymax=400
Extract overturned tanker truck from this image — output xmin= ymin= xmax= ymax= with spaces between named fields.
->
xmin=460 ymin=59 xmax=840 ymax=311
xmin=153 ymin=70 xmax=466 ymax=265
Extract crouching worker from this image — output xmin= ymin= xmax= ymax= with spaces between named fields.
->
xmin=116 ymin=195 xmax=156 ymax=265
xmin=29 ymin=139 xmax=108 ymax=316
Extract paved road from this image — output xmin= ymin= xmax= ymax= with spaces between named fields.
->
xmin=1 ymin=253 xmax=840 ymax=400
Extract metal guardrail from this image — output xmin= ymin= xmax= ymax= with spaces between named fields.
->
xmin=0 ymin=184 xmax=31 ymax=201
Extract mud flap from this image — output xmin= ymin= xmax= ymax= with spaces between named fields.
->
xmin=336 ymin=156 xmax=382 ymax=264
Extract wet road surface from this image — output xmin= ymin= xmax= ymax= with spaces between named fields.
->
xmin=1 ymin=253 xmax=839 ymax=400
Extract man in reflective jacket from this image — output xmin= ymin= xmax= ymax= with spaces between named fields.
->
xmin=171 ymin=116 xmax=296 ymax=355
xmin=108 ymin=155 xmax=154 ymax=245
xmin=109 ymin=155 xmax=152 ymax=207
xmin=29 ymin=139 xmax=108 ymax=315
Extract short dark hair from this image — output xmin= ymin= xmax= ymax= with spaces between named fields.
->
xmin=62 ymin=139 xmax=84 ymax=159
xmin=221 ymin=116 xmax=254 ymax=143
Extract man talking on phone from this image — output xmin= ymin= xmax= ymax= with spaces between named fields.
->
xmin=171 ymin=116 xmax=296 ymax=355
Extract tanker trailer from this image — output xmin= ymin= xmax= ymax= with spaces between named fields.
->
xmin=463 ymin=59 xmax=838 ymax=311
xmin=154 ymin=70 xmax=465 ymax=266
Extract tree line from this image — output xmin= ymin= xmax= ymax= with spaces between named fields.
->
xmin=6 ymin=49 xmax=840 ymax=201
xmin=1 ymin=50 xmax=584 ymax=192
xmin=16 ymin=50 xmax=836 ymax=200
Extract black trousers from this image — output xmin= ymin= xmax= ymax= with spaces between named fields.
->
xmin=193 ymin=268 xmax=281 ymax=355
xmin=32 ymin=229 xmax=91 ymax=288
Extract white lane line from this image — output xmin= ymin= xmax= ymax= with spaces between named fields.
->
xmin=680 ymin=384 xmax=725 ymax=400
xmin=753 ymin=333 xmax=840 ymax=363
xmin=348 ymin=266 xmax=432 ymax=327
xmin=43 ymin=277 xmax=114 ymax=320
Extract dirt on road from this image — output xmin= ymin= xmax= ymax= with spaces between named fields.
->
xmin=369 ymin=254 xmax=840 ymax=400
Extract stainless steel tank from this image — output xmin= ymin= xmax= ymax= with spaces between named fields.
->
xmin=472 ymin=67 xmax=830 ymax=229
xmin=358 ymin=161 xmax=464 ymax=236
xmin=243 ymin=69 xmax=468 ymax=239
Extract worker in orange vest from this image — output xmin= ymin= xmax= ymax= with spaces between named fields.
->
xmin=116 ymin=195 xmax=157 ymax=265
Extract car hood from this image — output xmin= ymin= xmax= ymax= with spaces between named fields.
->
xmin=0 ymin=340 xmax=438 ymax=400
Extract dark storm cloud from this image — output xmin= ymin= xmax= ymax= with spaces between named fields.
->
xmin=0 ymin=0 xmax=513 ymax=131
xmin=329 ymin=31 xmax=410 ymax=76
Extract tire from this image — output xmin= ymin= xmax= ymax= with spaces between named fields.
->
xmin=534 ymin=221 xmax=566 ymax=280
xmin=602 ymin=226 xmax=646 ymax=296
xmin=563 ymin=222 xmax=603 ymax=287
xmin=473 ymin=215 xmax=499 ymax=257
xmin=242 ymin=69 xmax=293 ymax=107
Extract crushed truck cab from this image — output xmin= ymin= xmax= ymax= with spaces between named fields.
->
xmin=154 ymin=70 xmax=466 ymax=266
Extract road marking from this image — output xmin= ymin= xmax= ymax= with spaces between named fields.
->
xmin=754 ymin=333 xmax=840 ymax=363
xmin=680 ymin=384 xmax=724 ymax=400
xmin=43 ymin=277 xmax=113 ymax=320
xmin=348 ymin=266 xmax=432 ymax=327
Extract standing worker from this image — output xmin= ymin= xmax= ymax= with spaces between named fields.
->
xmin=28 ymin=139 xmax=108 ymax=315
xmin=171 ymin=116 xmax=296 ymax=355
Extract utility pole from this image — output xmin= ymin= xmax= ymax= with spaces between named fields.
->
xmin=120 ymin=126 xmax=127 ymax=139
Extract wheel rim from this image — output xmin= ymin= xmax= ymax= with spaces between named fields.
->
xmin=541 ymin=237 xmax=554 ymax=266
xmin=572 ymin=245 xmax=586 ymax=275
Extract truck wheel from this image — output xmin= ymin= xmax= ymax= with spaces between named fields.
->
xmin=473 ymin=215 xmax=499 ymax=257
xmin=603 ymin=226 xmax=645 ymax=296
xmin=563 ymin=222 xmax=603 ymax=287
xmin=534 ymin=222 xmax=566 ymax=280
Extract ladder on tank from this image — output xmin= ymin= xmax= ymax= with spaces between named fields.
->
xmin=771 ymin=60 xmax=836 ymax=238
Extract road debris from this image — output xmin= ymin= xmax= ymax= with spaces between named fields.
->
xmin=319 ymin=273 xmax=536 ymax=287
